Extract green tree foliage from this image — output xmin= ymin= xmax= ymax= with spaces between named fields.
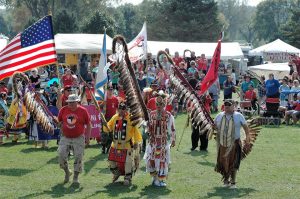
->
xmin=281 ymin=2 xmax=300 ymax=48
xmin=253 ymin=0 xmax=297 ymax=42
xmin=151 ymin=0 xmax=221 ymax=42
xmin=53 ymin=9 xmax=78 ymax=34
xmin=217 ymin=0 xmax=256 ymax=43
xmin=116 ymin=3 xmax=137 ymax=40
xmin=0 ymin=14 xmax=9 ymax=35
xmin=80 ymin=10 xmax=116 ymax=36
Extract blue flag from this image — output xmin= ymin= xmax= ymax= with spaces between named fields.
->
xmin=95 ymin=30 xmax=109 ymax=100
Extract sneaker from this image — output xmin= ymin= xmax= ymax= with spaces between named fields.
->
xmin=229 ymin=184 xmax=237 ymax=189
xmin=152 ymin=179 xmax=160 ymax=186
xmin=159 ymin=181 xmax=167 ymax=187
xmin=123 ymin=179 xmax=131 ymax=186
xmin=153 ymin=180 xmax=167 ymax=187
xmin=223 ymin=182 xmax=230 ymax=187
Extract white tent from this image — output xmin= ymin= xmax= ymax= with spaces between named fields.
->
xmin=0 ymin=36 xmax=8 ymax=52
xmin=147 ymin=41 xmax=244 ymax=59
xmin=249 ymin=39 xmax=300 ymax=56
xmin=54 ymin=34 xmax=244 ymax=60
xmin=54 ymin=34 xmax=113 ymax=54
xmin=248 ymin=62 xmax=290 ymax=79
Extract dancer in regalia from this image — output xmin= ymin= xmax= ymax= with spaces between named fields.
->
xmin=103 ymin=101 xmax=142 ymax=186
xmin=214 ymin=99 xmax=250 ymax=189
xmin=144 ymin=91 xmax=176 ymax=187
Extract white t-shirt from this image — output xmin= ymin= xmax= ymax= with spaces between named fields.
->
xmin=214 ymin=111 xmax=246 ymax=139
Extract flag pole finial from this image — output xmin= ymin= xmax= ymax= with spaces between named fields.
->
xmin=48 ymin=6 xmax=52 ymax=16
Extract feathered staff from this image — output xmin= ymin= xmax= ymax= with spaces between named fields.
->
xmin=157 ymin=50 xmax=214 ymax=136
xmin=112 ymin=35 xmax=149 ymax=126
xmin=11 ymin=72 xmax=56 ymax=134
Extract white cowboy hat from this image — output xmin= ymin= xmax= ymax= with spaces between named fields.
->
xmin=66 ymin=94 xmax=80 ymax=103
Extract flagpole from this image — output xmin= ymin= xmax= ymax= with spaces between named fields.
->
xmin=48 ymin=10 xmax=62 ymax=109
xmin=143 ymin=20 xmax=149 ymax=87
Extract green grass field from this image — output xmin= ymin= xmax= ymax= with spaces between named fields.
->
xmin=0 ymin=114 xmax=299 ymax=199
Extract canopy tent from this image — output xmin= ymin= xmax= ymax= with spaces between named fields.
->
xmin=249 ymin=39 xmax=300 ymax=56
xmin=54 ymin=34 xmax=244 ymax=60
xmin=147 ymin=41 xmax=244 ymax=59
xmin=54 ymin=34 xmax=113 ymax=54
xmin=0 ymin=37 xmax=8 ymax=52
xmin=248 ymin=62 xmax=290 ymax=79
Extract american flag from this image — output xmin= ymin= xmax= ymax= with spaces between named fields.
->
xmin=0 ymin=16 xmax=57 ymax=80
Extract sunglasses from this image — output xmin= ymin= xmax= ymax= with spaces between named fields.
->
xmin=224 ymin=103 xmax=232 ymax=107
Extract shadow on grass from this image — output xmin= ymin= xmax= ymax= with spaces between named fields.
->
xmin=204 ymin=186 xmax=256 ymax=199
xmin=96 ymin=167 xmax=111 ymax=174
xmin=47 ymin=156 xmax=58 ymax=164
xmin=198 ymin=157 xmax=215 ymax=168
xmin=139 ymin=184 xmax=171 ymax=198
xmin=90 ymin=182 xmax=138 ymax=198
xmin=20 ymin=146 xmax=58 ymax=153
xmin=183 ymin=150 xmax=203 ymax=157
xmin=84 ymin=154 xmax=107 ymax=175
xmin=0 ymin=141 xmax=28 ymax=147
xmin=0 ymin=168 xmax=35 ymax=176
xmin=19 ymin=183 xmax=83 ymax=199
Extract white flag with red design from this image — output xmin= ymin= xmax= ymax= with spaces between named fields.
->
xmin=128 ymin=22 xmax=147 ymax=63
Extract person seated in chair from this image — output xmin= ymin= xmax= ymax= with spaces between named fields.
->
xmin=284 ymin=93 xmax=300 ymax=125
xmin=244 ymin=84 xmax=257 ymax=110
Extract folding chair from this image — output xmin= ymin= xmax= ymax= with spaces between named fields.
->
xmin=240 ymin=100 xmax=255 ymax=117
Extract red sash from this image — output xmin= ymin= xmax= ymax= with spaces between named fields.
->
xmin=108 ymin=147 xmax=127 ymax=163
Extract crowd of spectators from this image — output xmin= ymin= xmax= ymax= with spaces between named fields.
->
xmin=0 ymin=51 xmax=299 ymax=146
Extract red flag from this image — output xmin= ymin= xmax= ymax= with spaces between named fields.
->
xmin=199 ymin=39 xmax=221 ymax=95
xmin=0 ymin=16 xmax=57 ymax=80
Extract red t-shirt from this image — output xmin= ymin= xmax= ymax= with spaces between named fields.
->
xmin=173 ymin=57 xmax=183 ymax=66
xmin=244 ymin=90 xmax=257 ymax=100
xmin=165 ymin=104 xmax=173 ymax=112
xmin=105 ymin=96 xmax=119 ymax=120
xmin=62 ymin=74 xmax=75 ymax=87
xmin=85 ymin=86 xmax=94 ymax=100
xmin=147 ymin=97 xmax=156 ymax=111
xmin=197 ymin=58 xmax=207 ymax=71
xmin=294 ymin=101 xmax=300 ymax=111
xmin=58 ymin=105 xmax=91 ymax=138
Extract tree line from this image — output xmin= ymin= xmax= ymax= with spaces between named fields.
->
xmin=0 ymin=0 xmax=299 ymax=48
